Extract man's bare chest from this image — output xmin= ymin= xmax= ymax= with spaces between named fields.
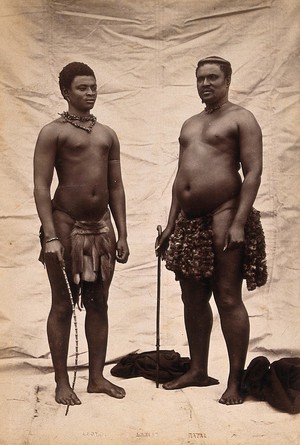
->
xmin=57 ymin=130 xmax=110 ymax=161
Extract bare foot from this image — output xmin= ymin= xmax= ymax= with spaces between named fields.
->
xmin=55 ymin=382 xmax=81 ymax=405
xmin=219 ymin=385 xmax=244 ymax=405
xmin=163 ymin=370 xmax=219 ymax=390
xmin=87 ymin=377 xmax=126 ymax=399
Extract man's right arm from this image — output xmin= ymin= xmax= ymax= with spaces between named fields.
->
xmin=33 ymin=124 xmax=65 ymax=266
xmin=33 ymin=124 xmax=57 ymax=237
xmin=155 ymin=139 xmax=183 ymax=256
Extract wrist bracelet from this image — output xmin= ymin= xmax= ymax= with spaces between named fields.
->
xmin=45 ymin=237 xmax=60 ymax=243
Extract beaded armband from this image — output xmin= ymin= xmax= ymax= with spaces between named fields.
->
xmin=45 ymin=237 xmax=60 ymax=243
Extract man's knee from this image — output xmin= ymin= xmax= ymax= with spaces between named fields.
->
xmin=214 ymin=285 xmax=242 ymax=312
xmin=83 ymin=289 xmax=109 ymax=312
xmin=180 ymin=279 xmax=211 ymax=307
xmin=50 ymin=301 xmax=72 ymax=321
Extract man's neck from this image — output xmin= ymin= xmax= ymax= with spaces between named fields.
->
xmin=204 ymin=98 xmax=228 ymax=114
xmin=68 ymin=107 xmax=91 ymax=117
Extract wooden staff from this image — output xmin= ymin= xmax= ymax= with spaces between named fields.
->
xmin=156 ymin=225 xmax=162 ymax=388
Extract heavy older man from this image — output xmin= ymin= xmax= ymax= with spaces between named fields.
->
xmin=156 ymin=56 xmax=267 ymax=405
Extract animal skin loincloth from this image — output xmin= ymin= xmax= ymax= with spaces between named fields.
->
xmin=39 ymin=210 xmax=113 ymax=286
xmin=70 ymin=216 xmax=113 ymax=286
xmin=165 ymin=208 xmax=267 ymax=291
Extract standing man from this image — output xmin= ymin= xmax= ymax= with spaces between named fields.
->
xmin=34 ymin=62 xmax=129 ymax=406
xmin=156 ymin=56 xmax=267 ymax=405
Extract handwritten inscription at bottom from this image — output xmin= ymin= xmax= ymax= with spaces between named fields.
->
xmin=136 ymin=431 xmax=158 ymax=438
xmin=188 ymin=433 xmax=207 ymax=439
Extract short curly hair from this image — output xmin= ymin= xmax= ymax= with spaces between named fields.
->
xmin=58 ymin=62 xmax=96 ymax=97
xmin=196 ymin=56 xmax=232 ymax=80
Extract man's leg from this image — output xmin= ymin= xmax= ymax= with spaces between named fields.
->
xmin=83 ymin=282 xmax=125 ymax=398
xmin=46 ymin=254 xmax=81 ymax=405
xmin=212 ymin=210 xmax=249 ymax=405
xmin=163 ymin=278 xmax=219 ymax=389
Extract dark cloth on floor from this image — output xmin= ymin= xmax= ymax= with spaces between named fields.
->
xmin=241 ymin=356 xmax=300 ymax=414
xmin=165 ymin=207 xmax=268 ymax=291
xmin=111 ymin=350 xmax=191 ymax=384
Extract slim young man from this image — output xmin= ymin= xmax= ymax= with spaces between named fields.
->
xmin=34 ymin=62 xmax=129 ymax=406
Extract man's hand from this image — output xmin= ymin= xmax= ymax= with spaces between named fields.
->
xmin=44 ymin=239 xmax=65 ymax=268
xmin=116 ymin=238 xmax=130 ymax=263
xmin=155 ymin=227 xmax=172 ymax=259
xmin=223 ymin=222 xmax=245 ymax=251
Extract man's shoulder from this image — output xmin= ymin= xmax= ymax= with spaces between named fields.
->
xmin=227 ymin=102 xmax=256 ymax=119
xmin=99 ymin=122 xmax=116 ymax=133
xmin=35 ymin=118 xmax=64 ymax=148
xmin=39 ymin=118 xmax=63 ymax=135
xmin=227 ymin=103 xmax=261 ymax=134
xmin=181 ymin=112 xmax=201 ymax=128
xmin=97 ymin=122 xmax=119 ymax=142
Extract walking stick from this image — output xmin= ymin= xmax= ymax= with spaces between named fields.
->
xmin=156 ymin=225 xmax=162 ymax=388
xmin=61 ymin=266 xmax=79 ymax=416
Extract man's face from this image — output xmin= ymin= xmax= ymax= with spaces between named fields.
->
xmin=66 ymin=75 xmax=97 ymax=112
xmin=196 ymin=63 xmax=230 ymax=104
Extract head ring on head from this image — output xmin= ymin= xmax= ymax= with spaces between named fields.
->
xmin=196 ymin=56 xmax=232 ymax=80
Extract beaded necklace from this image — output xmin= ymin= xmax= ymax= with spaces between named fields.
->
xmin=204 ymin=100 xmax=228 ymax=114
xmin=59 ymin=111 xmax=97 ymax=133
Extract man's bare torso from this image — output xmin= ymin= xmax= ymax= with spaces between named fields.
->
xmin=52 ymin=119 xmax=113 ymax=221
xmin=174 ymin=103 xmax=243 ymax=217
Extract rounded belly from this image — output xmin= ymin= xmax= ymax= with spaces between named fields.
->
xmin=175 ymin=171 xmax=242 ymax=216
xmin=53 ymin=184 xmax=109 ymax=220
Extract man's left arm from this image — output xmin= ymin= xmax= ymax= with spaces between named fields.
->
xmin=108 ymin=130 xmax=129 ymax=263
xmin=225 ymin=110 xmax=263 ymax=249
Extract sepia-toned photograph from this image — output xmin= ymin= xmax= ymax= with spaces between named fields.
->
xmin=0 ymin=1 xmax=299 ymax=444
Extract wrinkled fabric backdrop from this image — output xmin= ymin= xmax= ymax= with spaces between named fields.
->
xmin=0 ymin=1 xmax=299 ymax=444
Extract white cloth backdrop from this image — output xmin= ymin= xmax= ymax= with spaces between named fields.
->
xmin=0 ymin=1 xmax=299 ymax=444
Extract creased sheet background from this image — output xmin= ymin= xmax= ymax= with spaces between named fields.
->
xmin=0 ymin=1 xmax=299 ymax=444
